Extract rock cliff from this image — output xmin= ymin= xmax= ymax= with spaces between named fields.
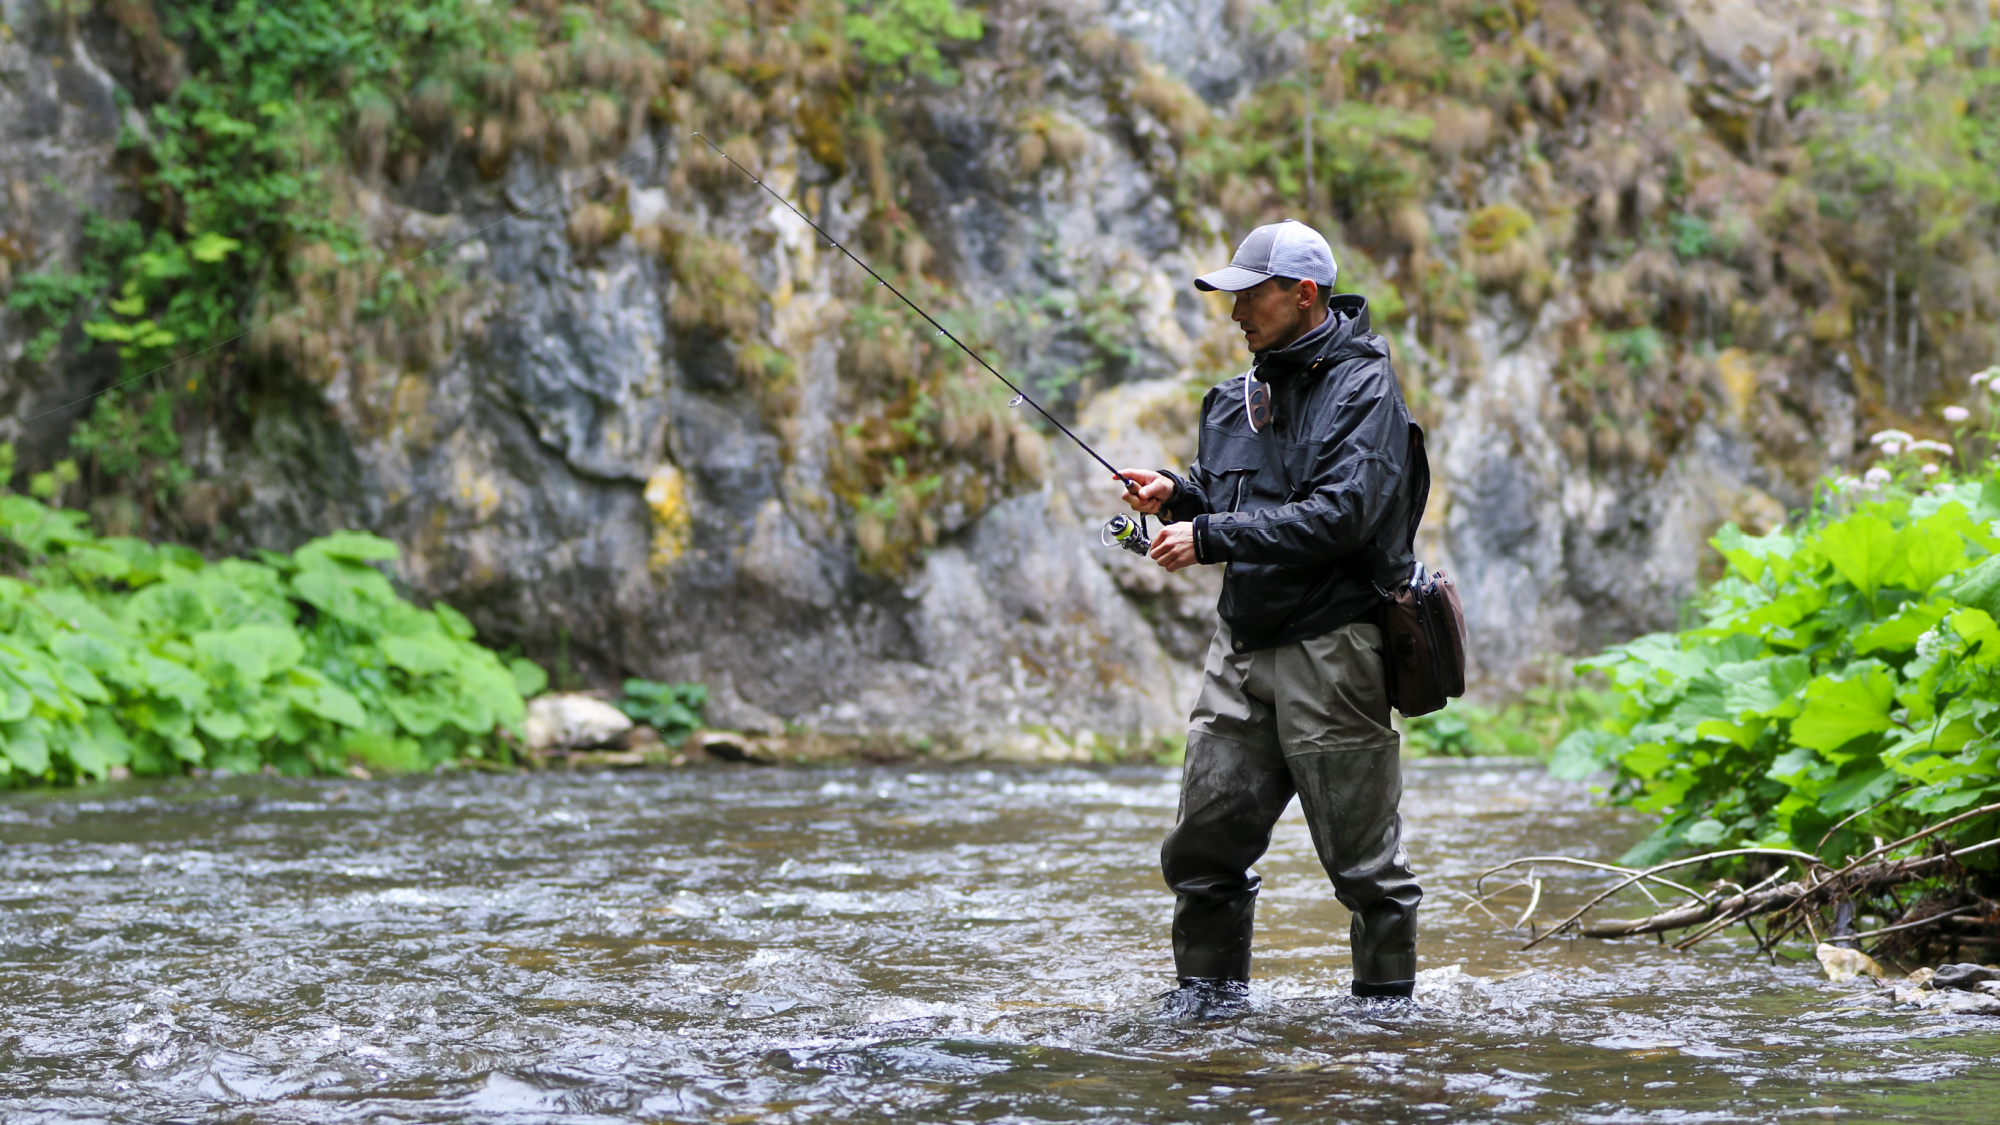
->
xmin=3 ymin=0 xmax=1993 ymax=756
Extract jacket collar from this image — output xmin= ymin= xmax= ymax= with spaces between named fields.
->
xmin=1252 ymin=294 xmax=1373 ymax=380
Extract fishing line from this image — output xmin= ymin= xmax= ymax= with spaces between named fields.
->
xmin=691 ymin=132 xmax=1141 ymax=497
xmin=24 ymin=132 xmax=700 ymax=424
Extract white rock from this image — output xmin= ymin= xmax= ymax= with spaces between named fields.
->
xmin=1817 ymin=943 xmax=1888 ymax=982
xmin=524 ymin=694 xmax=633 ymax=752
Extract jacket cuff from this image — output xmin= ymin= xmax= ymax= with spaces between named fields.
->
xmin=1193 ymin=514 xmax=1212 ymax=565
xmin=1158 ymin=470 xmax=1192 ymax=522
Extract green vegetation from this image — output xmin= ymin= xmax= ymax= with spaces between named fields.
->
xmin=1402 ymin=685 xmax=1616 ymax=759
xmin=6 ymin=0 xmax=1002 ymax=575
xmin=616 ymin=678 xmax=707 ymax=744
xmin=10 ymin=0 xmax=493 ymax=510
xmin=1555 ymin=444 xmax=2000 ymax=868
xmin=0 ymin=469 xmax=535 ymax=786
xmin=844 ymin=0 xmax=984 ymax=85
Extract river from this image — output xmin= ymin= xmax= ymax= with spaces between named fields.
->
xmin=1 ymin=760 xmax=1995 ymax=1122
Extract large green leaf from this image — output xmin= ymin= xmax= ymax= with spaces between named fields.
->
xmin=1948 ymin=608 xmax=2000 ymax=666
xmin=0 ymin=673 xmax=32 ymax=723
xmin=1791 ymin=664 xmax=1897 ymax=753
xmin=1950 ymin=552 xmax=2000 ymax=618
xmin=193 ymin=624 xmax=304 ymax=684
xmin=1853 ymin=602 xmax=1949 ymax=655
xmin=2 ymin=718 xmax=50 ymax=774
xmin=1716 ymin=656 xmax=1812 ymax=718
xmin=195 ymin=708 xmax=248 ymax=741
xmin=1894 ymin=505 xmax=1976 ymax=591
xmin=433 ymin=603 xmax=476 ymax=641
xmin=138 ymin=654 xmax=208 ymax=709
xmin=1547 ymin=729 xmax=1627 ymax=780
xmin=283 ymin=669 xmax=367 ymax=728
xmin=1814 ymin=514 xmax=1898 ymax=599
xmin=509 ymin=657 xmax=549 ymax=697
xmin=290 ymin=566 xmax=398 ymax=628
xmin=385 ymin=690 xmax=454 ymax=736
xmin=1820 ymin=764 xmax=1898 ymax=814
xmin=381 ymin=633 xmax=459 ymax=677
xmin=299 ymin=531 xmax=401 ymax=563
xmin=1712 ymin=523 xmax=1797 ymax=585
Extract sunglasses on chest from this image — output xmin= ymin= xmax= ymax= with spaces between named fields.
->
xmin=1242 ymin=370 xmax=1274 ymax=433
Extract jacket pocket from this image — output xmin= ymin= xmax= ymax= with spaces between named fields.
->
xmin=1199 ymin=424 xmax=1263 ymax=512
xmin=1200 ymin=424 xmax=1262 ymax=471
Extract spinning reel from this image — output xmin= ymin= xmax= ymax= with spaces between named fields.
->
xmin=1101 ymin=513 xmax=1153 ymax=556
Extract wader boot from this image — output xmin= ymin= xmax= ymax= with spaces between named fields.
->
xmin=1160 ymin=620 xmax=1422 ymax=999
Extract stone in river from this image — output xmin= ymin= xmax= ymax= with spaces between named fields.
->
xmin=1816 ymin=943 xmax=1888 ymax=982
xmin=524 ymin=693 xmax=633 ymax=752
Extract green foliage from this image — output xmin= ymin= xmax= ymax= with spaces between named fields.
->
xmin=1564 ymin=464 xmax=2000 ymax=868
xmin=1402 ymin=686 xmax=1617 ymax=759
xmin=1796 ymin=10 xmax=2000 ymax=246
xmin=615 ymin=679 xmax=708 ymax=743
xmin=1668 ymin=213 xmax=1714 ymax=260
xmin=844 ymin=0 xmax=985 ymax=86
xmin=4 ymin=0 xmax=500 ymax=506
xmin=0 ymin=476 xmax=526 ymax=786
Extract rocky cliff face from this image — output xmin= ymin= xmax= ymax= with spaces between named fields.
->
xmin=3 ymin=0 xmax=1989 ymax=756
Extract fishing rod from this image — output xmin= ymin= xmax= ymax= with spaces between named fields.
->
xmin=692 ymin=133 xmax=1156 ymax=557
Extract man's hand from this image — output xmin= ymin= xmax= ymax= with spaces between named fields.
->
xmin=1149 ymin=520 xmax=1198 ymax=572
xmin=1116 ymin=468 xmax=1174 ymax=515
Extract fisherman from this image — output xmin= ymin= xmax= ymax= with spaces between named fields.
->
xmin=1116 ymin=220 xmax=1427 ymax=1015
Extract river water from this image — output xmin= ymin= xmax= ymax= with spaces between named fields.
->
xmin=1 ymin=759 xmax=1995 ymax=1123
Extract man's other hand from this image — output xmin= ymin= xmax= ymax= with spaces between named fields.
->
xmin=1149 ymin=521 xmax=1197 ymax=572
xmin=1117 ymin=468 xmax=1174 ymax=515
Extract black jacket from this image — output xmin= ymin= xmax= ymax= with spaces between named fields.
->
xmin=1159 ymin=294 xmax=1428 ymax=653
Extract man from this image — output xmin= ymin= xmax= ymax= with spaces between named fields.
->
xmin=1117 ymin=219 xmax=1426 ymax=1015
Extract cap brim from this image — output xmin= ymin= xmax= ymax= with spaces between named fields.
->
xmin=1192 ymin=265 xmax=1275 ymax=292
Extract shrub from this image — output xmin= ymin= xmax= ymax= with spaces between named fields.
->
xmin=0 ymin=489 xmax=534 ymax=786
xmin=616 ymin=679 xmax=708 ymax=744
xmin=1555 ymin=456 xmax=2000 ymax=868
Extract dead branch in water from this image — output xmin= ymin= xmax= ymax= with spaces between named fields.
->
xmin=1479 ymin=805 xmax=2000 ymax=957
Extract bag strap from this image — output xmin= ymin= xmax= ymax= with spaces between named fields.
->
xmin=1403 ymin=422 xmax=1430 ymax=557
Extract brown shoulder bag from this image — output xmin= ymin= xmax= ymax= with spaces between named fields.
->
xmin=1379 ymin=426 xmax=1466 ymax=716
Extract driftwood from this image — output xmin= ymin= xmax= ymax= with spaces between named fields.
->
xmin=1475 ymin=802 xmax=2000 ymax=957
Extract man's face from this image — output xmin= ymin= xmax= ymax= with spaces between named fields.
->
xmin=1230 ymin=277 xmax=1320 ymax=353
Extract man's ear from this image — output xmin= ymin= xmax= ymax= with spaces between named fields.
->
xmin=1296 ymin=279 xmax=1319 ymax=310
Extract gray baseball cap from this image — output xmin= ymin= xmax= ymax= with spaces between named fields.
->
xmin=1194 ymin=219 xmax=1339 ymax=292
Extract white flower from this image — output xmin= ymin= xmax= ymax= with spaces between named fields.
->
xmin=1880 ymin=442 xmax=1903 ymax=456
xmin=1909 ymin=439 xmax=1954 ymax=455
xmin=1923 ymin=463 xmax=1941 ymax=475
xmin=1974 ymin=371 xmax=1991 ymax=387
xmin=1945 ymin=405 xmax=1973 ymax=423
xmin=1917 ymin=626 xmax=1946 ymax=660
xmin=1832 ymin=474 xmax=1860 ymax=492
xmin=1869 ymin=428 xmax=1914 ymax=446
xmin=1864 ymin=467 xmax=1893 ymax=485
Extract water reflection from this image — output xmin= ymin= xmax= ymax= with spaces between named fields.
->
xmin=1 ymin=761 xmax=1995 ymax=1122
